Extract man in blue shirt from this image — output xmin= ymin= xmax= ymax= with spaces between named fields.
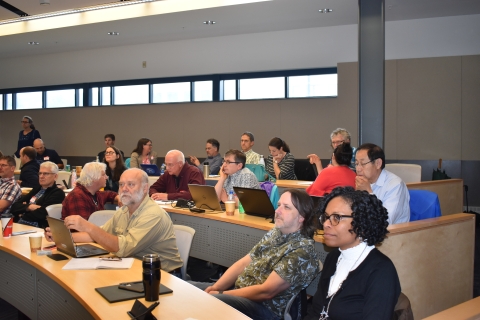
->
xmin=33 ymin=139 xmax=64 ymax=169
xmin=189 ymin=138 xmax=222 ymax=175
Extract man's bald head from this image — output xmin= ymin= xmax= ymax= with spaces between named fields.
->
xmin=33 ymin=138 xmax=45 ymax=155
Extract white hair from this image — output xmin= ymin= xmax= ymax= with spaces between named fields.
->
xmin=166 ymin=149 xmax=185 ymax=164
xmin=40 ymin=161 xmax=59 ymax=174
xmin=77 ymin=162 xmax=106 ymax=187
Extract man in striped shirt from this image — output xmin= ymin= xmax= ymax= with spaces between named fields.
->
xmin=0 ymin=156 xmax=22 ymax=215
xmin=240 ymin=131 xmax=260 ymax=164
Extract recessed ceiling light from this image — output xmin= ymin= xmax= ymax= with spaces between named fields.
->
xmin=107 ymin=32 xmax=120 ymax=35
xmin=27 ymin=41 xmax=39 ymax=45
xmin=203 ymin=20 xmax=216 ymax=25
xmin=318 ymin=9 xmax=333 ymax=13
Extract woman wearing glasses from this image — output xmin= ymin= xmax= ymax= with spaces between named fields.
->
xmin=304 ymin=187 xmax=400 ymax=320
xmin=306 ymin=143 xmax=356 ymax=197
xmin=130 ymin=138 xmax=157 ymax=169
xmin=15 ymin=116 xmax=41 ymax=157
xmin=104 ymin=146 xmax=126 ymax=192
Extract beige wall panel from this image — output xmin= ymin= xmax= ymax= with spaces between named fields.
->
xmin=396 ymin=57 xmax=462 ymax=160
xmin=385 ymin=60 xmax=398 ymax=159
xmin=461 ymin=55 xmax=480 ymax=160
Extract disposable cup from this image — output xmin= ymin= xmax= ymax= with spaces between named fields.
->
xmin=225 ymin=201 xmax=236 ymax=216
xmin=29 ymin=235 xmax=43 ymax=253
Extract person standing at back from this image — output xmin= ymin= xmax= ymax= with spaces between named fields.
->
xmin=15 ymin=116 xmax=41 ymax=158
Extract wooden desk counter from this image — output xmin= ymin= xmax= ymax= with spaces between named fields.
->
xmin=275 ymin=180 xmax=312 ymax=189
xmin=423 ymin=296 xmax=480 ymax=320
xmin=0 ymin=224 xmax=250 ymax=320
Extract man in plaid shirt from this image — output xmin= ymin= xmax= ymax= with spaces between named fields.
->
xmin=61 ymin=162 xmax=119 ymax=220
xmin=0 ymin=156 xmax=22 ymax=214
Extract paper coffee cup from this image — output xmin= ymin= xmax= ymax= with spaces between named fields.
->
xmin=29 ymin=235 xmax=43 ymax=253
xmin=225 ymin=201 xmax=236 ymax=216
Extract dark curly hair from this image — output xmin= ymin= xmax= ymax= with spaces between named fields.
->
xmin=286 ymin=188 xmax=319 ymax=238
xmin=319 ymin=186 xmax=389 ymax=246
xmin=333 ymin=142 xmax=353 ymax=166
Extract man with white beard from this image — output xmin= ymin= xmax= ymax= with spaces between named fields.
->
xmin=45 ymin=168 xmax=183 ymax=275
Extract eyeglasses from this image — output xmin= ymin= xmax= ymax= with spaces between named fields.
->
xmin=319 ymin=213 xmax=354 ymax=226
xmin=331 ymin=139 xmax=345 ymax=146
xmin=39 ymin=172 xmax=55 ymax=176
xmin=145 ymin=144 xmax=153 ymax=147
xmin=222 ymin=160 xmax=240 ymax=165
xmin=105 ymin=151 xmax=116 ymax=155
xmin=0 ymin=164 xmax=11 ymax=168
xmin=355 ymin=159 xmax=376 ymax=168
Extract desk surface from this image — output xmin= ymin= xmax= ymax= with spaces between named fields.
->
xmin=0 ymin=224 xmax=251 ymax=320
xmin=423 ymin=296 xmax=480 ymax=320
xmin=275 ymin=180 xmax=313 ymax=189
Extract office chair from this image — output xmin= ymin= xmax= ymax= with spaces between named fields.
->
xmin=385 ymin=164 xmax=421 ymax=183
xmin=88 ymin=210 xmax=115 ymax=226
xmin=46 ymin=204 xmax=62 ymax=219
xmin=173 ymin=224 xmax=196 ymax=280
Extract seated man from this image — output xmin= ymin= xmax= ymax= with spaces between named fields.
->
xmin=33 ymin=138 xmax=64 ymax=169
xmin=149 ymin=150 xmax=205 ymax=200
xmin=18 ymin=147 xmax=40 ymax=188
xmin=189 ymin=138 xmax=222 ymax=175
xmin=11 ymin=162 xmax=65 ymax=228
xmin=61 ymin=162 xmax=118 ymax=220
xmin=308 ymin=127 xmax=357 ymax=174
xmin=241 ymin=131 xmax=260 ymax=164
xmin=45 ymin=168 xmax=183 ymax=274
xmin=97 ymin=134 xmax=124 ymax=161
xmin=355 ymin=143 xmax=410 ymax=224
xmin=0 ymin=156 xmax=22 ymax=215
xmin=190 ymin=189 xmax=320 ymax=319
xmin=214 ymin=149 xmax=260 ymax=203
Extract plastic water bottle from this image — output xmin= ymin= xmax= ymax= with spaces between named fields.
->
xmin=259 ymin=155 xmax=265 ymax=167
xmin=71 ymin=170 xmax=77 ymax=188
xmin=160 ymin=163 xmax=166 ymax=175
xmin=96 ymin=156 xmax=99 ymax=162
xmin=228 ymin=190 xmax=234 ymax=201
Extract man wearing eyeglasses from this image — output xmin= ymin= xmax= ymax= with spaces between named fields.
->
xmin=214 ymin=149 xmax=260 ymax=203
xmin=0 ymin=156 xmax=22 ymax=215
xmin=149 ymin=150 xmax=205 ymax=200
xmin=11 ymin=161 xmax=65 ymax=228
xmin=354 ymin=143 xmax=410 ymax=225
xmin=308 ymin=128 xmax=357 ymax=174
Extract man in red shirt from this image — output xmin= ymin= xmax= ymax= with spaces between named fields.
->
xmin=61 ymin=162 xmax=119 ymax=220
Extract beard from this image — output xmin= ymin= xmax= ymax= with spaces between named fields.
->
xmin=120 ymin=189 xmax=144 ymax=206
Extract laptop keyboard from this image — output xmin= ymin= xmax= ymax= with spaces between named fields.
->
xmin=75 ymin=246 xmax=92 ymax=256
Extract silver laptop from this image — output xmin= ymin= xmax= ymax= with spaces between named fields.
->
xmin=47 ymin=217 xmax=109 ymax=258
xmin=188 ymin=184 xmax=223 ymax=212
xmin=233 ymin=187 xmax=275 ymax=222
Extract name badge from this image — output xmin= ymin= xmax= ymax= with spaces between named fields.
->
xmin=44 ymin=156 xmax=50 ymax=160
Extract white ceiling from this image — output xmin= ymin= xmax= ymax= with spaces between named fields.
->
xmin=0 ymin=0 xmax=479 ymax=59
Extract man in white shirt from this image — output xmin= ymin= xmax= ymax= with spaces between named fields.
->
xmin=355 ymin=143 xmax=410 ymax=225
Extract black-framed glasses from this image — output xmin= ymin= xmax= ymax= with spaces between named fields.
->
xmin=355 ymin=159 xmax=376 ymax=168
xmin=222 ymin=160 xmax=240 ymax=165
xmin=319 ymin=213 xmax=354 ymax=226
xmin=105 ymin=151 xmax=116 ymax=155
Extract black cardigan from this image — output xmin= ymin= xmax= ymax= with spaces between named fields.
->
xmin=304 ymin=248 xmax=401 ymax=320
xmin=10 ymin=184 xmax=65 ymax=229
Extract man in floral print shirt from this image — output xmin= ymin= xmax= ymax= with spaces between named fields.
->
xmin=191 ymin=189 xmax=320 ymax=320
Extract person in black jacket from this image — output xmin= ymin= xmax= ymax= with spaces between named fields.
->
xmin=11 ymin=161 xmax=65 ymax=228
xmin=18 ymin=146 xmax=40 ymax=188
xmin=304 ymin=187 xmax=400 ymax=320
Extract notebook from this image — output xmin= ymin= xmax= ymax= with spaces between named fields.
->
xmin=95 ymin=282 xmax=173 ymax=303
xmin=141 ymin=164 xmax=161 ymax=176
xmin=188 ymin=184 xmax=223 ymax=212
xmin=233 ymin=187 xmax=275 ymax=222
xmin=47 ymin=217 xmax=109 ymax=258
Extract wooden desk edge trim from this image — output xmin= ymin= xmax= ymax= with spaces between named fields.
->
xmin=386 ymin=213 xmax=474 ymax=236
xmin=0 ymin=246 xmax=101 ymax=319
xmin=406 ymin=178 xmax=463 ymax=188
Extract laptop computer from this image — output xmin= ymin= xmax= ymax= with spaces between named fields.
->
xmin=233 ymin=187 xmax=275 ymax=222
xmin=140 ymin=164 xmax=161 ymax=176
xmin=188 ymin=184 xmax=223 ymax=212
xmin=47 ymin=217 xmax=109 ymax=258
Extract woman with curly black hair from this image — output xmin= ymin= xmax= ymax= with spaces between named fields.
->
xmin=304 ymin=186 xmax=401 ymax=320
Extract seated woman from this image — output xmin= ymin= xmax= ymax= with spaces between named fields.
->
xmin=265 ymin=137 xmax=297 ymax=181
xmin=104 ymin=146 xmax=126 ymax=193
xmin=130 ymin=138 xmax=157 ymax=169
xmin=304 ymin=187 xmax=401 ymax=320
xmin=306 ymin=143 xmax=356 ymax=196
xmin=10 ymin=161 xmax=65 ymax=228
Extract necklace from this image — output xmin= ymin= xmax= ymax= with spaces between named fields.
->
xmin=319 ymin=244 xmax=367 ymax=320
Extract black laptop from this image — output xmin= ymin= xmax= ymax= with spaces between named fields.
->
xmin=233 ymin=187 xmax=275 ymax=222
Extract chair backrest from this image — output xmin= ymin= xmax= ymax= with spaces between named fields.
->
xmin=14 ymin=156 xmax=21 ymax=170
xmin=173 ymin=224 xmax=195 ymax=280
xmin=88 ymin=210 xmax=116 ymax=227
xmin=408 ymin=189 xmax=442 ymax=221
xmin=391 ymin=292 xmax=414 ymax=320
xmin=61 ymin=159 xmax=68 ymax=168
xmin=46 ymin=204 xmax=62 ymax=219
xmin=259 ymin=181 xmax=280 ymax=210
xmin=125 ymin=158 xmax=131 ymax=168
xmin=56 ymin=171 xmax=71 ymax=188
xmin=148 ymin=176 xmax=158 ymax=187
xmin=385 ymin=163 xmax=421 ymax=183
xmin=245 ymin=164 xmax=266 ymax=182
